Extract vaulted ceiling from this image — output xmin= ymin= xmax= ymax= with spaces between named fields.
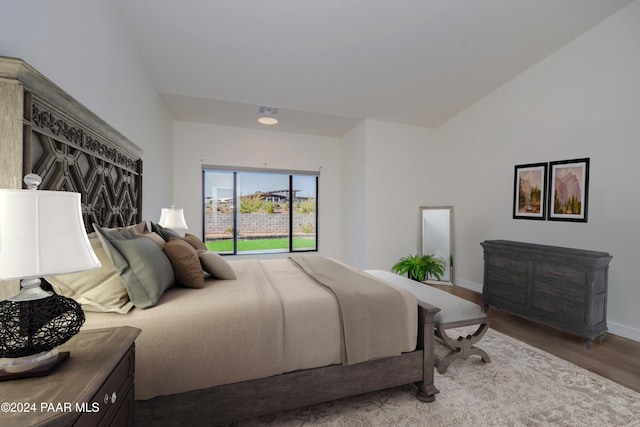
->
xmin=115 ymin=0 xmax=634 ymax=136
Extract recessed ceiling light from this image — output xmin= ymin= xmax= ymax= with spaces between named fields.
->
xmin=258 ymin=116 xmax=279 ymax=125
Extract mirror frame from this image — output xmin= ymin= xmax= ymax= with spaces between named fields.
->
xmin=419 ymin=206 xmax=454 ymax=283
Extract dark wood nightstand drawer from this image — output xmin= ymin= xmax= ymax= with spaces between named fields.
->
xmin=75 ymin=344 xmax=135 ymax=427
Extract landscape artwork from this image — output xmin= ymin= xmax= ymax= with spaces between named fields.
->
xmin=548 ymin=158 xmax=590 ymax=222
xmin=513 ymin=162 xmax=547 ymax=220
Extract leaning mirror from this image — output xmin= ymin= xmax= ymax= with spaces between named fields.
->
xmin=420 ymin=206 xmax=454 ymax=284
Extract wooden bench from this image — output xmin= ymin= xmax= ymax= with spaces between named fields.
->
xmin=366 ymin=270 xmax=491 ymax=374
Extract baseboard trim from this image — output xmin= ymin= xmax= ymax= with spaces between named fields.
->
xmin=452 ymin=277 xmax=483 ymax=293
xmin=608 ymin=321 xmax=640 ymax=343
xmin=451 ymin=277 xmax=640 ymax=343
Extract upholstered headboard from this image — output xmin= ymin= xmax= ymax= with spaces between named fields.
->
xmin=0 ymin=56 xmax=143 ymax=231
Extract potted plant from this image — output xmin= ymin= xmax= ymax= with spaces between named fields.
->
xmin=391 ymin=253 xmax=446 ymax=282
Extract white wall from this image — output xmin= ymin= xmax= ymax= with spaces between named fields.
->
xmin=340 ymin=121 xmax=367 ymax=267
xmin=430 ymin=0 xmax=640 ymax=339
xmin=340 ymin=120 xmax=437 ymax=270
xmin=172 ymin=121 xmax=343 ymax=258
xmin=364 ymin=120 xmax=439 ymax=271
xmin=0 ymin=0 xmax=174 ymax=217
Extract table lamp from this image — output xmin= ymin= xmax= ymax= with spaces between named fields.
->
xmin=0 ymin=174 xmax=100 ymax=379
xmin=158 ymin=206 xmax=188 ymax=237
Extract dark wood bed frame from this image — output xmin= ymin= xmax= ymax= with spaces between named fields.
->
xmin=1 ymin=56 xmax=440 ymax=425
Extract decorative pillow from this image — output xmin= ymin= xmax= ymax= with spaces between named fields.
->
xmin=137 ymin=231 xmax=166 ymax=249
xmin=128 ymin=220 xmax=149 ymax=235
xmin=47 ymin=237 xmax=134 ymax=313
xmin=163 ymin=239 xmax=205 ymax=288
xmin=198 ymin=250 xmax=237 ymax=280
xmin=150 ymin=222 xmax=182 ymax=241
xmin=93 ymin=224 xmax=175 ymax=309
xmin=86 ymin=220 xmax=148 ymax=239
xmin=182 ymin=233 xmax=207 ymax=251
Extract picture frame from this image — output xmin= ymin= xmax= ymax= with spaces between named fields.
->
xmin=548 ymin=158 xmax=589 ymax=222
xmin=513 ymin=162 xmax=547 ymax=220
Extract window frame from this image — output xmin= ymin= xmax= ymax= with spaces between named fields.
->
xmin=202 ymin=165 xmax=319 ymax=255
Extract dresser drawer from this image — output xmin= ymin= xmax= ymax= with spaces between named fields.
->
xmin=486 ymin=255 xmax=527 ymax=273
xmin=75 ymin=345 xmax=135 ymax=427
xmin=532 ymin=294 xmax=586 ymax=324
xmin=484 ymin=285 xmax=527 ymax=307
xmin=486 ymin=269 xmax=528 ymax=289
xmin=532 ymin=279 xmax=587 ymax=305
xmin=533 ymin=263 xmax=587 ymax=286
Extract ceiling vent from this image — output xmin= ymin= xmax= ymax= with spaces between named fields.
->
xmin=258 ymin=106 xmax=279 ymax=115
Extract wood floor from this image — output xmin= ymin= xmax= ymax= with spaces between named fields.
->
xmin=432 ymin=283 xmax=640 ymax=394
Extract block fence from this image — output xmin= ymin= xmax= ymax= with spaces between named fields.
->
xmin=204 ymin=213 xmax=316 ymax=237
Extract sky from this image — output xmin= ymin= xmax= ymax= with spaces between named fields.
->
xmin=203 ymin=171 xmax=316 ymax=200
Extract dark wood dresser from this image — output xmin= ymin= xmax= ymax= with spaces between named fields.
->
xmin=0 ymin=326 xmax=140 ymax=426
xmin=481 ymin=240 xmax=612 ymax=349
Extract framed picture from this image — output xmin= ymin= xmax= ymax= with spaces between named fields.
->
xmin=548 ymin=158 xmax=590 ymax=222
xmin=513 ymin=162 xmax=547 ymax=220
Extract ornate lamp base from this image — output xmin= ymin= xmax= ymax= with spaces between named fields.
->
xmin=0 ymin=278 xmax=85 ymax=381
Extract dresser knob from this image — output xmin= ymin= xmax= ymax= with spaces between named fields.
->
xmin=111 ymin=392 xmax=117 ymax=404
xmin=103 ymin=393 xmax=109 ymax=404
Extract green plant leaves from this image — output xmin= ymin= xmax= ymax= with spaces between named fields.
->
xmin=391 ymin=254 xmax=446 ymax=282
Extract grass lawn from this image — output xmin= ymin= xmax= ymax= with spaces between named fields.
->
xmin=206 ymin=237 xmax=316 ymax=253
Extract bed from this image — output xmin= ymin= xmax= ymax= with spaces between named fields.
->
xmin=0 ymin=56 xmax=440 ymax=425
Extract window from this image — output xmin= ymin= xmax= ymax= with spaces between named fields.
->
xmin=203 ymin=167 xmax=318 ymax=254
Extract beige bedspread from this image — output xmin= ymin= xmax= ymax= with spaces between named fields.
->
xmin=82 ymin=258 xmax=416 ymax=400
xmin=289 ymin=256 xmax=413 ymax=365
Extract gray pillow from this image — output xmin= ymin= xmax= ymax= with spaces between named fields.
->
xmin=198 ymin=250 xmax=237 ymax=280
xmin=93 ymin=224 xmax=175 ymax=308
xmin=150 ymin=222 xmax=182 ymax=241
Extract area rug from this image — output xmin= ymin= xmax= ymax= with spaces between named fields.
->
xmin=231 ymin=327 xmax=640 ymax=426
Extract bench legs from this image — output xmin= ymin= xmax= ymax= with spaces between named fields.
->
xmin=434 ymin=322 xmax=491 ymax=374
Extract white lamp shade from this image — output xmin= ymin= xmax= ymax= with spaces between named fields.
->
xmin=158 ymin=207 xmax=188 ymax=232
xmin=0 ymin=189 xmax=100 ymax=281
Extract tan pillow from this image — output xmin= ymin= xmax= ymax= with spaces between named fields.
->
xmin=163 ymin=239 xmax=205 ymax=288
xmin=87 ymin=220 xmax=148 ymax=239
xmin=138 ymin=231 xmax=166 ymax=249
xmin=128 ymin=220 xmax=149 ymax=235
xmin=182 ymin=233 xmax=207 ymax=251
xmin=47 ymin=237 xmax=133 ymax=313
xmin=198 ymin=250 xmax=236 ymax=280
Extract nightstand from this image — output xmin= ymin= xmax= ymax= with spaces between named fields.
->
xmin=0 ymin=326 xmax=141 ymax=427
